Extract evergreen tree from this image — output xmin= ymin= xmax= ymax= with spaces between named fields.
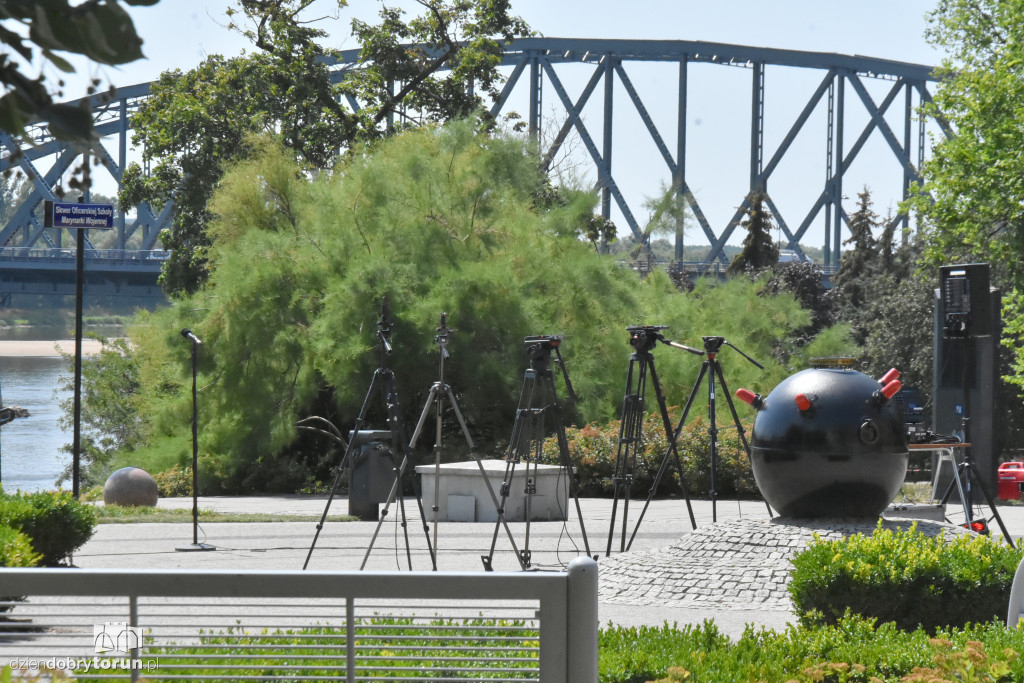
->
xmin=727 ymin=192 xmax=778 ymax=276
xmin=834 ymin=187 xmax=880 ymax=317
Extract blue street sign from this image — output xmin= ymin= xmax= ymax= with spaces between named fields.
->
xmin=43 ymin=201 xmax=115 ymax=229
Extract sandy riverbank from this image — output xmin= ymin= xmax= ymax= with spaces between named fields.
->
xmin=0 ymin=339 xmax=103 ymax=357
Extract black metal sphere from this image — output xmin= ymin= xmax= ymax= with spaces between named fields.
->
xmin=750 ymin=366 xmax=908 ymax=518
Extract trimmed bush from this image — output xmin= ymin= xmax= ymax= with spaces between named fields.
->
xmin=789 ymin=522 xmax=1024 ymax=632
xmin=0 ymin=490 xmax=97 ymax=566
xmin=599 ymin=616 xmax=1024 ymax=682
xmin=540 ymin=412 xmax=758 ymax=498
xmin=152 ymin=464 xmax=194 ymax=497
xmin=0 ymin=524 xmax=39 ymax=616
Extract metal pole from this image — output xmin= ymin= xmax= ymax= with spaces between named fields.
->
xmin=72 ymin=216 xmax=84 ymax=499
xmin=177 ymin=329 xmax=214 ymax=551
xmin=190 ymin=338 xmax=199 ymax=545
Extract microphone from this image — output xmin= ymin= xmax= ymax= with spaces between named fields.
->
xmin=181 ymin=328 xmax=202 ymax=345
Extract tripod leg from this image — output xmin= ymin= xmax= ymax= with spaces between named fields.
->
xmin=629 ymin=361 xmax=708 ymax=544
xmin=607 ymin=356 xmax=642 ymax=556
xmin=967 ymin=461 xmax=1015 ymax=548
xmin=619 ymin=360 xmax=650 ymax=552
xmin=626 ymin=358 xmax=697 ymax=550
xmin=443 ymin=385 xmax=524 ymax=564
xmin=938 ymin=451 xmax=972 ymax=526
xmin=712 ymin=362 xmax=773 ymax=518
xmin=304 ymin=370 xmax=383 ymax=570
xmin=302 ymin=434 xmax=358 ymax=570
xmin=407 ymin=383 xmax=442 ymax=562
xmin=483 ymin=458 xmax=523 ymax=570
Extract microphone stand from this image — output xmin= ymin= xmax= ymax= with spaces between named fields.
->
xmin=176 ymin=328 xmax=215 ymax=552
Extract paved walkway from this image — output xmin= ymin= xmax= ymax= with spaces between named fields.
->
xmin=75 ymin=494 xmax=1024 ymax=639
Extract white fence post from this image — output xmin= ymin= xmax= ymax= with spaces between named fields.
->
xmin=1007 ymin=555 xmax=1024 ymax=627
xmin=566 ymin=556 xmax=598 ymax=683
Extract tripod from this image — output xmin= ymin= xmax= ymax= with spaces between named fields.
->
xmin=303 ymin=297 xmax=436 ymax=571
xmin=661 ymin=336 xmax=768 ymax=523
xmin=606 ymin=326 xmax=700 ymax=556
xmin=407 ymin=313 xmax=515 ymax=562
xmin=936 ymin=331 xmax=1014 ymax=547
xmin=936 ymin=436 xmax=1014 ymax=546
xmin=481 ymin=336 xmax=593 ymax=571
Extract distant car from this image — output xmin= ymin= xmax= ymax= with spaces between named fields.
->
xmin=778 ymin=249 xmax=800 ymax=263
xmin=997 ymin=461 xmax=1024 ymax=500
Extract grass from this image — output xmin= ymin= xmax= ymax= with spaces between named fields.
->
xmin=95 ymin=504 xmax=354 ymax=524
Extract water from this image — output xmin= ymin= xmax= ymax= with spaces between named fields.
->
xmin=0 ymin=355 xmax=73 ymax=493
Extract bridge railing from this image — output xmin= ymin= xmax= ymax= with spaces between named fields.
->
xmin=0 ymin=247 xmax=169 ymax=263
xmin=0 ymin=558 xmax=598 ymax=682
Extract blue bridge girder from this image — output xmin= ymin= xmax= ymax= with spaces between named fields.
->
xmin=0 ymin=37 xmax=948 ymax=290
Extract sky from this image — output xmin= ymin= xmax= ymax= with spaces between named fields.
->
xmin=63 ymin=0 xmax=946 ymax=252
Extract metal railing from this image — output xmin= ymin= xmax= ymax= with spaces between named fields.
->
xmin=0 ymin=247 xmax=169 ymax=263
xmin=0 ymin=558 xmax=598 ymax=682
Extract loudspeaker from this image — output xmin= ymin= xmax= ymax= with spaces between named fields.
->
xmin=939 ymin=263 xmax=992 ymax=338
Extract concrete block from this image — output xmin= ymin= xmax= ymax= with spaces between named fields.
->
xmin=447 ymin=494 xmax=476 ymax=522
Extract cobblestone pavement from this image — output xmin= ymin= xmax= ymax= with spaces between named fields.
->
xmin=598 ymin=516 xmax=972 ymax=612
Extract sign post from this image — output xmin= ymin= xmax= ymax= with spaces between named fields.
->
xmin=43 ymin=199 xmax=114 ymax=498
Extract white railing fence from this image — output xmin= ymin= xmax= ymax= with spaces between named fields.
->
xmin=0 ymin=557 xmax=597 ymax=682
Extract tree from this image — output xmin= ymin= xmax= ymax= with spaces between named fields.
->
xmin=98 ymin=123 xmax=818 ymax=493
xmin=0 ymin=0 xmax=156 ymax=144
xmin=57 ymin=337 xmax=144 ymax=489
xmin=833 ymin=187 xmax=880 ymax=320
xmin=120 ymin=0 xmax=531 ymax=297
xmin=727 ymin=192 xmax=778 ymax=275
xmin=911 ymin=0 xmax=1024 ymax=391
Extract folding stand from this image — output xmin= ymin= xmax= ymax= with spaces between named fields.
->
xmin=303 ymin=298 xmax=435 ymax=571
xmin=606 ymin=325 xmax=699 ymax=556
xmin=407 ymin=313 xmax=514 ymax=564
xmin=649 ymin=336 xmax=770 ymax=523
xmin=481 ymin=336 xmax=592 ymax=571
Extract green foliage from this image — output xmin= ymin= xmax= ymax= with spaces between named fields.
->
xmin=0 ymin=489 xmax=97 ymax=566
xmin=0 ymin=0 xmax=155 ymax=144
xmin=727 ymin=192 xmax=779 ymax=276
xmin=103 ymin=123 xmax=819 ymax=493
xmin=152 ymin=464 xmax=194 ymax=497
xmin=911 ymin=1 xmax=1024 ymax=397
xmin=835 ymin=188 xmax=880 ymax=312
xmin=343 ymin=0 xmax=531 ymax=141
xmin=541 ymin=412 xmax=758 ymax=499
xmin=0 ymin=524 xmax=40 ymax=568
xmin=122 ymin=0 xmax=531 ymax=296
xmin=599 ymin=616 xmax=1024 ymax=682
xmin=57 ymin=336 xmax=144 ymax=489
xmin=145 ymin=616 xmax=538 ymax=679
xmin=789 ymin=522 xmax=1023 ymax=632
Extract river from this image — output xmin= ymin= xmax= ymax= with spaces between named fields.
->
xmin=0 ymin=325 xmax=121 ymax=493
xmin=0 ymin=355 xmax=72 ymax=493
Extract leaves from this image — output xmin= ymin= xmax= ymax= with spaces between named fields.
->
xmin=0 ymin=0 xmax=153 ymax=143
xmin=121 ymin=0 xmax=531 ymax=296
xmin=912 ymin=1 xmax=1024 ymax=394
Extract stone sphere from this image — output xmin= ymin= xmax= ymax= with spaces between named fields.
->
xmin=749 ymin=366 xmax=908 ymax=518
xmin=103 ymin=466 xmax=159 ymax=507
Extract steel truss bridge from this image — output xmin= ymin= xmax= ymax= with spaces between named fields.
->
xmin=0 ymin=37 xmax=946 ymax=302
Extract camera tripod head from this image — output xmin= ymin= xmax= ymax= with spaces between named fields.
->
xmin=434 ymin=312 xmax=452 ymax=359
xmin=627 ymin=325 xmax=668 ymax=353
xmin=523 ymin=335 xmax=577 ymax=402
xmin=699 ymin=335 xmax=764 ymax=369
xmin=626 ymin=325 xmax=703 ymax=355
